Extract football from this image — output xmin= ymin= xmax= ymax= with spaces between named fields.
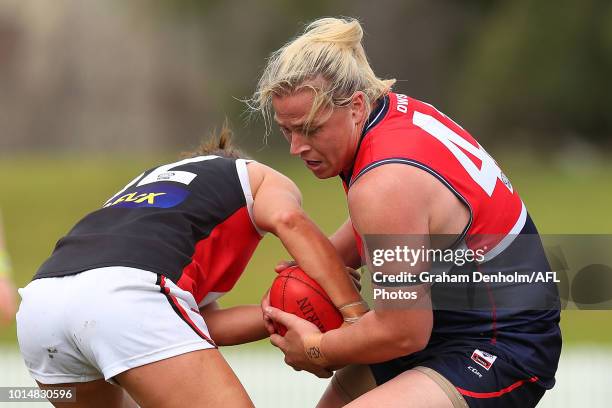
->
xmin=269 ymin=266 xmax=343 ymax=335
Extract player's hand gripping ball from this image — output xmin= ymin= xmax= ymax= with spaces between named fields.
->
xmin=269 ymin=266 xmax=343 ymax=335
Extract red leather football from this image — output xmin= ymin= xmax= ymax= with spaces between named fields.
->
xmin=269 ymin=266 xmax=343 ymax=336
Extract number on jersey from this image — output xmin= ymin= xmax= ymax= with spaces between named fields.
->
xmin=412 ymin=112 xmax=512 ymax=196
xmin=103 ymin=155 xmax=218 ymax=207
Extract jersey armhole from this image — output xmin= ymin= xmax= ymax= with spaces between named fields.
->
xmin=349 ymin=158 xmax=474 ymax=246
xmin=478 ymin=201 xmax=527 ymax=263
xmin=236 ymin=159 xmax=266 ymax=237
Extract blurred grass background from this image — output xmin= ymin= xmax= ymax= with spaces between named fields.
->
xmin=1 ymin=152 xmax=611 ymax=345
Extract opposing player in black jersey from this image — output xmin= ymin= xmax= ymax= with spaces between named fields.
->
xmin=16 ymin=127 xmax=365 ymax=408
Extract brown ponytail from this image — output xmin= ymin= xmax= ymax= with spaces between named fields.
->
xmin=184 ymin=122 xmax=249 ymax=159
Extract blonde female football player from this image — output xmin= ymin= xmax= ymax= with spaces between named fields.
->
xmin=253 ymin=17 xmax=561 ymax=408
xmin=16 ymin=126 xmax=365 ymax=408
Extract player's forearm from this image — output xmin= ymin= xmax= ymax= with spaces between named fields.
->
xmin=0 ymin=249 xmax=12 ymax=278
xmin=201 ymin=305 xmax=268 ymax=346
xmin=319 ymin=310 xmax=431 ymax=366
xmin=0 ymin=277 xmax=17 ymax=324
xmin=273 ymin=211 xmax=362 ymax=308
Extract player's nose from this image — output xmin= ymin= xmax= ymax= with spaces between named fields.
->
xmin=289 ymin=132 xmax=310 ymax=156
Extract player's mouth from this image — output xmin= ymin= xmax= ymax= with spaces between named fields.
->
xmin=304 ymin=159 xmax=322 ymax=170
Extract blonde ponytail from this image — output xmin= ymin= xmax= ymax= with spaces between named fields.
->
xmin=249 ymin=17 xmax=395 ymax=133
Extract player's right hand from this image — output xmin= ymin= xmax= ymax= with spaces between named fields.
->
xmin=266 ymin=306 xmax=333 ymax=379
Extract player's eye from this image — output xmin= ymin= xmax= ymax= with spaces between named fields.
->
xmin=304 ymin=126 xmax=320 ymax=137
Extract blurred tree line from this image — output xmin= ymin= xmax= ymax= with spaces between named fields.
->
xmin=0 ymin=0 xmax=610 ymax=154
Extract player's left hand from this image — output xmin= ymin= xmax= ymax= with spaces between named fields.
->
xmin=265 ymin=306 xmax=333 ymax=378
xmin=260 ymin=289 xmax=276 ymax=335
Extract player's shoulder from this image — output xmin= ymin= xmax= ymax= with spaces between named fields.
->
xmin=246 ymin=161 xmax=299 ymax=196
xmin=246 ymin=161 xmax=291 ymax=181
xmin=348 ymin=163 xmax=436 ymax=206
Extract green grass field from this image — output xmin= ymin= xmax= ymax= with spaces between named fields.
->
xmin=1 ymin=153 xmax=611 ymax=345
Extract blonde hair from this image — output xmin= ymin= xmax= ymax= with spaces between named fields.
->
xmin=250 ymin=17 xmax=395 ymax=133
xmin=184 ymin=121 xmax=248 ymax=159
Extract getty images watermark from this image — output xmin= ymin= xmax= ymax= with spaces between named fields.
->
xmin=360 ymin=234 xmax=612 ymax=310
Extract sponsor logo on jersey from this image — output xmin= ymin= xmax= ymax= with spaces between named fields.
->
xmin=467 ymin=365 xmax=483 ymax=378
xmin=471 ymin=349 xmax=497 ymax=371
xmin=500 ymin=171 xmax=513 ymax=191
xmin=104 ymin=185 xmax=190 ymax=209
xmin=156 ymin=171 xmax=176 ymax=181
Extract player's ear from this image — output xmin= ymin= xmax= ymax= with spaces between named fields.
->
xmin=349 ymin=91 xmax=368 ymax=124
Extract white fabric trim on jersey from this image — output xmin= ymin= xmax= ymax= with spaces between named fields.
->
xmin=104 ymin=155 xmax=221 ymax=207
xmin=236 ymin=159 xmax=266 ymax=237
xmin=198 ymin=291 xmax=226 ymax=308
xmin=480 ymin=200 xmax=527 ymax=263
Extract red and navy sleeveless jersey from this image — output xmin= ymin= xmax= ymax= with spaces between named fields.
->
xmin=35 ymin=156 xmax=264 ymax=307
xmin=344 ymin=92 xmax=527 ymax=256
xmin=342 ymin=93 xmax=561 ymax=388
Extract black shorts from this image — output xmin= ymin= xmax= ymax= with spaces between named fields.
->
xmin=369 ymin=345 xmax=547 ymax=408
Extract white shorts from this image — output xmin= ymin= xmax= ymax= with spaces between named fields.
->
xmin=16 ymin=266 xmax=216 ymax=384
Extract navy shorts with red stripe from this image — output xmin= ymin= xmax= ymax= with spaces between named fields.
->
xmin=369 ymin=344 xmax=546 ymax=408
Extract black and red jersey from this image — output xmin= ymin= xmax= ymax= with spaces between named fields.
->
xmin=35 ymin=156 xmax=263 ymax=307
xmin=342 ymin=93 xmax=561 ymax=389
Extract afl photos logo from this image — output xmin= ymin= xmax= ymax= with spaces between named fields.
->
xmin=471 ymin=349 xmax=497 ymax=371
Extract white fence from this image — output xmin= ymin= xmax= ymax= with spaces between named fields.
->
xmin=0 ymin=346 xmax=610 ymax=407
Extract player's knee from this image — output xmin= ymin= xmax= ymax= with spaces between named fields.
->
xmin=331 ymin=365 xmax=377 ymax=403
